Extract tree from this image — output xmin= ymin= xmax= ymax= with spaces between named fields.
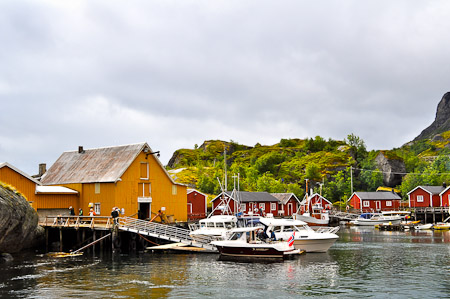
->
xmin=256 ymin=172 xmax=285 ymax=193
xmin=345 ymin=133 xmax=367 ymax=165
xmin=305 ymin=162 xmax=321 ymax=182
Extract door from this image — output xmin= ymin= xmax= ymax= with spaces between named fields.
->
xmin=287 ymin=203 xmax=293 ymax=215
xmin=139 ymin=203 xmax=150 ymax=220
xmin=375 ymin=201 xmax=381 ymax=211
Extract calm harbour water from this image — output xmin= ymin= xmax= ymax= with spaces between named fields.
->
xmin=1 ymin=227 xmax=449 ymax=299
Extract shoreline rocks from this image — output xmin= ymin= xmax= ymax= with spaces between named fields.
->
xmin=0 ymin=183 xmax=44 ymax=253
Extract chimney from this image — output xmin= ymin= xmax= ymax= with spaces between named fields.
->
xmin=38 ymin=163 xmax=46 ymax=176
xmin=443 ymin=182 xmax=447 ymax=189
xmin=78 ymin=146 xmax=84 ymax=154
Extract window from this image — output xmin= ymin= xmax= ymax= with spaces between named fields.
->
xmin=259 ymin=203 xmax=265 ymax=209
xmin=240 ymin=203 xmax=246 ymax=211
xmin=271 ymin=203 xmax=276 ymax=211
xmin=140 ymin=162 xmax=149 ymax=179
xmin=278 ymin=203 xmax=283 ymax=211
xmin=94 ymin=203 xmax=101 ymax=215
xmin=417 ymin=195 xmax=424 ymax=202
xmin=95 ymin=183 xmax=100 ymax=194
xmin=386 ymin=201 xmax=392 ymax=207
xmin=363 ymin=201 xmax=370 ymax=207
xmin=139 ymin=183 xmax=151 ymax=197
xmin=172 ymin=185 xmax=177 ymax=195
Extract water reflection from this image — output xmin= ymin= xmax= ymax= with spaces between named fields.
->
xmin=0 ymin=228 xmax=449 ymax=298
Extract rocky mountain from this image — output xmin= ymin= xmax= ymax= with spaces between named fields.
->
xmin=414 ymin=92 xmax=450 ymax=141
xmin=0 ymin=183 xmax=44 ymax=253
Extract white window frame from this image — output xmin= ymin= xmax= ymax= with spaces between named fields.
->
xmin=140 ymin=162 xmax=149 ymax=180
xmin=95 ymin=183 xmax=100 ymax=194
xmin=139 ymin=182 xmax=151 ymax=197
xmin=417 ymin=195 xmax=424 ymax=203
xmin=94 ymin=203 xmax=101 ymax=215
xmin=363 ymin=201 xmax=370 ymax=207
xmin=386 ymin=201 xmax=392 ymax=207
xmin=259 ymin=203 xmax=265 ymax=210
xmin=271 ymin=203 xmax=276 ymax=211
xmin=240 ymin=203 xmax=246 ymax=211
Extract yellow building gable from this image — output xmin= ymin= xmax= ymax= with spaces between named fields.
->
xmin=41 ymin=143 xmax=187 ymax=222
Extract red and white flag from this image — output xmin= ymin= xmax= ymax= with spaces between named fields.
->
xmin=287 ymin=231 xmax=295 ymax=247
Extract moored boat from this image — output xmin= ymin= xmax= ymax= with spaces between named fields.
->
xmin=432 ymin=216 xmax=450 ymax=230
xmin=352 ymin=213 xmax=402 ymax=226
xmin=414 ymin=223 xmax=433 ymax=230
xmin=211 ymin=226 xmax=300 ymax=262
xmin=189 ymin=215 xmax=238 ymax=241
xmin=258 ymin=217 xmax=339 ymax=253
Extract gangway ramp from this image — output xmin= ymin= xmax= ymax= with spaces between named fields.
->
xmin=330 ymin=211 xmax=360 ymax=221
xmin=118 ymin=217 xmax=217 ymax=252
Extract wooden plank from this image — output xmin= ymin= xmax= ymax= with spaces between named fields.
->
xmin=146 ymin=242 xmax=188 ymax=249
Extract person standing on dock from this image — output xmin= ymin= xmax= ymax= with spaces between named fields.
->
xmin=69 ymin=206 xmax=75 ymax=216
xmin=79 ymin=208 xmax=83 ymax=216
xmin=111 ymin=207 xmax=119 ymax=225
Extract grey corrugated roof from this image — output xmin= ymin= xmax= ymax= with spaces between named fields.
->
xmin=271 ymin=193 xmax=299 ymax=205
xmin=420 ymin=186 xmax=445 ymax=195
xmin=41 ymin=143 xmax=174 ymax=185
xmin=216 ymin=191 xmax=280 ymax=203
xmin=354 ymin=192 xmax=401 ymax=201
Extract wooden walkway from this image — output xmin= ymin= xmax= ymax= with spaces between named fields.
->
xmin=40 ymin=215 xmax=217 ymax=252
xmin=40 ymin=216 xmax=113 ymax=230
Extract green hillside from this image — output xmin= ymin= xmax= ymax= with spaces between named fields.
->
xmin=167 ymin=132 xmax=450 ymax=204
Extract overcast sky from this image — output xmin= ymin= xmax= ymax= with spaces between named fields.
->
xmin=1 ymin=0 xmax=450 ymax=175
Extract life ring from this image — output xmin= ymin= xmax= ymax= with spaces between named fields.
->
xmin=322 ymin=209 xmax=326 ymax=213
xmin=321 ymin=215 xmax=326 ymax=220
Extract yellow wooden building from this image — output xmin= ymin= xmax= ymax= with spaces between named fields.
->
xmin=0 ymin=162 xmax=79 ymax=220
xmin=40 ymin=143 xmax=187 ymax=222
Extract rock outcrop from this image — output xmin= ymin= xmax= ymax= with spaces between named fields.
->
xmin=414 ymin=92 xmax=450 ymax=141
xmin=0 ymin=183 xmax=43 ymax=253
xmin=375 ymin=152 xmax=406 ymax=187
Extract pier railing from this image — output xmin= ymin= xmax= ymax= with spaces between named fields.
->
xmin=41 ymin=216 xmax=113 ymax=230
xmin=118 ymin=217 xmax=216 ymax=251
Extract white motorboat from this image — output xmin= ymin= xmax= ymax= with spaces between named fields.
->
xmin=352 ymin=213 xmax=402 ymax=226
xmin=258 ymin=217 xmax=339 ymax=253
xmin=189 ymin=215 xmax=238 ymax=241
xmin=211 ymin=226 xmax=300 ymax=261
xmin=414 ymin=223 xmax=433 ymax=230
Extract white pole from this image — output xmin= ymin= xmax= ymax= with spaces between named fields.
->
xmin=224 ymin=149 xmax=227 ymax=192
xmin=350 ymin=166 xmax=353 ymax=195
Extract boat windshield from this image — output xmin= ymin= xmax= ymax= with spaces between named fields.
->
xmin=224 ymin=222 xmax=235 ymax=228
xmin=207 ymin=222 xmax=215 ymax=228
xmin=230 ymin=232 xmax=243 ymax=240
xmin=200 ymin=222 xmax=206 ymax=228
xmin=216 ymin=222 xmax=224 ymax=228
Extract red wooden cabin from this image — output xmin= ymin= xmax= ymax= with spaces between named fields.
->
xmin=187 ymin=189 xmax=207 ymax=220
xmin=298 ymin=193 xmax=332 ymax=214
xmin=408 ymin=186 xmax=445 ymax=208
xmin=211 ymin=191 xmax=300 ymax=217
xmin=348 ymin=191 xmax=401 ymax=212
xmin=439 ymin=186 xmax=450 ymax=207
